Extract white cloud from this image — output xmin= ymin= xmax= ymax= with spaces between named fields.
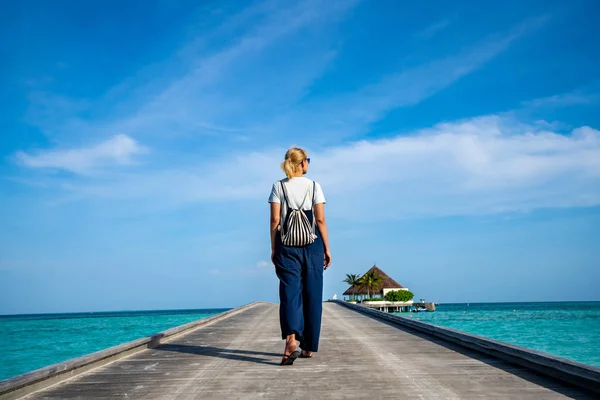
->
xmin=522 ymin=91 xmax=598 ymax=108
xmin=44 ymin=115 xmax=600 ymax=218
xmin=415 ymin=18 xmax=454 ymax=39
xmin=315 ymin=117 xmax=600 ymax=218
xmin=15 ymin=134 xmax=146 ymax=174
xmin=256 ymin=260 xmax=271 ymax=269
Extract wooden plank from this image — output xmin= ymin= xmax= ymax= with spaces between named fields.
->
xmin=14 ymin=302 xmax=594 ymax=399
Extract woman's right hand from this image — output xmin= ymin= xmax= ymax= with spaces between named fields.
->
xmin=324 ymin=250 xmax=332 ymax=270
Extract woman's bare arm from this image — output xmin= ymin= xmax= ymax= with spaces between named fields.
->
xmin=270 ymin=202 xmax=281 ymax=264
xmin=313 ymin=203 xmax=332 ymax=269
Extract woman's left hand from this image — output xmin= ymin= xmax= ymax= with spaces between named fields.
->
xmin=324 ymin=250 xmax=332 ymax=270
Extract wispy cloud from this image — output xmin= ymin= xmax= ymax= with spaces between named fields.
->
xmin=256 ymin=260 xmax=271 ymax=269
xmin=30 ymin=115 xmax=600 ymax=218
xmin=15 ymin=134 xmax=145 ymax=174
xmin=22 ymin=6 xmax=546 ymax=150
xmin=374 ymin=16 xmax=548 ymax=109
xmin=522 ymin=90 xmax=598 ymax=108
xmin=415 ymin=18 xmax=454 ymax=39
xmin=262 ymin=15 xmax=550 ymax=142
xmin=24 ymin=0 xmax=359 ymax=143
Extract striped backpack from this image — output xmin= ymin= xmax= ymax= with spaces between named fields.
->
xmin=279 ymin=181 xmax=317 ymax=247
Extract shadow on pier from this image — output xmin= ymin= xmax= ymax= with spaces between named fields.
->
xmin=154 ymin=343 xmax=281 ymax=366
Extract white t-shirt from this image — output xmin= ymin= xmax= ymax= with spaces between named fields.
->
xmin=268 ymin=177 xmax=326 ymax=226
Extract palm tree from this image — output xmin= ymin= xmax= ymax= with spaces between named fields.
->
xmin=343 ymin=274 xmax=361 ymax=301
xmin=359 ymin=271 xmax=383 ymax=300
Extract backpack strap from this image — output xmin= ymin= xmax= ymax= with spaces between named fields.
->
xmin=280 ymin=181 xmax=291 ymax=209
xmin=279 ymin=181 xmax=288 ymax=233
xmin=311 ymin=181 xmax=317 ymax=233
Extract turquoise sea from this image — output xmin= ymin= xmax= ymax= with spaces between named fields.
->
xmin=0 ymin=308 xmax=228 ymax=382
xmin=399 ymin=301 xmax=600 ymax=368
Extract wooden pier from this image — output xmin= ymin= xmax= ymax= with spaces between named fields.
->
xmin=1 ymin=301 xmax=599 ymax=399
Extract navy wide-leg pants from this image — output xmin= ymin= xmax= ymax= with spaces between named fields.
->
xmin=273 ymin=227 xmax=324 ymax=352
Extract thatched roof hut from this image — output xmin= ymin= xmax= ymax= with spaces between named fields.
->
xmin=343 ymin=265 xmax=406 ymax=296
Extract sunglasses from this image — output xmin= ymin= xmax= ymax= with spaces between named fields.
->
xmin=299 ymin=158 xmax=310 ymax=165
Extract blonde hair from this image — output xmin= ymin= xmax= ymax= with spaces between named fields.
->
xmin=281 ymin=147 xmax=308 ymax=178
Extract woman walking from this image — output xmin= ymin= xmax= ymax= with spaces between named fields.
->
xmin=268 ymin=147 xmax=332 ymax=366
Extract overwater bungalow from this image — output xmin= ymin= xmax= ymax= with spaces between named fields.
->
xmin=343 ymin=265 xmax=434 ymax=312
xmin=343 ymin=265 xmax=410 ymax=300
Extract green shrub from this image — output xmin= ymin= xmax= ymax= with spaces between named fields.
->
xmin=384 ymin=290 xmax=414 ymax=302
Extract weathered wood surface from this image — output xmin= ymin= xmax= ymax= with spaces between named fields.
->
xmin=0 ymin=303 xmax=260 ymax=400
xmin=19 ymin=303 xmax=594 ymax=399
xmin=335 ymin=300 xmax=600 ymax=394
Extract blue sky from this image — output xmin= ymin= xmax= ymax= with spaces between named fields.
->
xmin=1 ymin=0 xmax=599 ymax=314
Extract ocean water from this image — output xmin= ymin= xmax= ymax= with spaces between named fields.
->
xmin=399 ymin=301 xmax=600 ymax=368
xmin=0 ymin=308 xmax=229 ymax=381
